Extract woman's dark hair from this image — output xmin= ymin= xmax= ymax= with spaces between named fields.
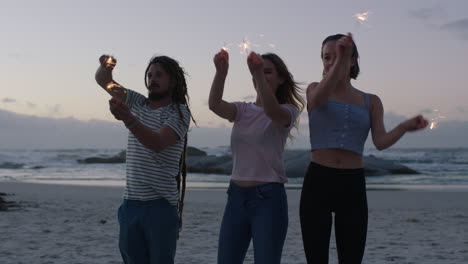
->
xmin=321 ymin=34 xmax=360 ymax=79
xmin=144 ymin=55 xmax=196 ymax=233
xmin=261 ymin=53 xmax=305 ymax=139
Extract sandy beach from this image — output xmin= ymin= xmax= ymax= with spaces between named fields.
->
xmin=1 ymin=182 xmax=467 ymax=264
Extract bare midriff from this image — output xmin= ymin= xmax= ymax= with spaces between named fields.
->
xmin=312 ymin=148 xmax=363 ymax=169
xmin=232 ymin=180 xmax=270 ymax=187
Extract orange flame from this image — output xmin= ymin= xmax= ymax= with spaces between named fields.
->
xmin=428 ymin=109 xmax=446 ymax=130
xmin=106 ymin=82 xmax=123 ymax=91
xmin=105 ymin=56 xmax=117 ymax=69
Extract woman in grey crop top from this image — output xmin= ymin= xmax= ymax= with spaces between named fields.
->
xmin=299 ymin=33 xmax=429 ymax=264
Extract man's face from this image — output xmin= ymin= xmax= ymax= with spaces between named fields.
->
xmin=146 ymin=63 xmax=172 ymax=100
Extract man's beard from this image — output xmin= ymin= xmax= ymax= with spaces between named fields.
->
xmin=148 ymin=90 xmax=170 ymax=101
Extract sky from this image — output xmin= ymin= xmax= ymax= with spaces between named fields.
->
xmin=1 ymin=0 xmax=468 ymax=149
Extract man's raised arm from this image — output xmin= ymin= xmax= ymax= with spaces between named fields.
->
xmin=95 ymin=55 xmax=127 ymax=102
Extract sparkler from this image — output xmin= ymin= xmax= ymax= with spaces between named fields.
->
xmin=257 ymin=34 xmax=277 ymax=51
xmin=353 ymin=11 xmax=371 ymax=24
xmin=238 ymin=37 xmax=253 ymax=54
xmin=222 ymin=41 xmax=233 ymax=51
xmin=352 ymin=10 xmax=372 ymax=35
xmin=221 ymin=35 xmax=277 ymax=55
xmin=106 ymin=81 xmax=126 ymax=95
xmin=104 ymin=56 xmax=117 ymax=69
xmin=427 ymin=109 xmax=446 ymax=130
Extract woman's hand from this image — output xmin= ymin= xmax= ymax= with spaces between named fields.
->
xmin=336 ymin=33 xmax=354 ymax=60
xmin=213 ymin=49 xmax=229 ymax=76
xmin=247 ymin=52 xmax=264 ymax=76
xmin=400 ymin=115 xmax=429 ymax=132
xmin=109 ymin=97 xmax=135 ymax=126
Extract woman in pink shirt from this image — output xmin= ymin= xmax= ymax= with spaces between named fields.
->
xmin=209 ymin=50 xmax=304 ymax=264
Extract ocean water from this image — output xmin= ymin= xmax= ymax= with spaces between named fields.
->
xmin=0 ymin=147 xmax=467 ymax=188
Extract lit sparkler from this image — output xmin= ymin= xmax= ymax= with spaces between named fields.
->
xmin=428 ymin=109 xmax=446 ymax=130
xmin=353 ymin=11 xmax=371 ymax=24
xmin=222 ymin=42 xmax=232 ymax=51
xmin=104 ymin=56 xmax=117 ymax=69
xmin=222 ymin=35 xmax=277 ymax=55
xmin=106 ymin=81 xmax=126 ymax=96
xmin=238 ymin=37 xmax=253 ymax=54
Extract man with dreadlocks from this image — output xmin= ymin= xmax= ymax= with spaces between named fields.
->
xmin=95 ymin=54 xmax=193 ymax=264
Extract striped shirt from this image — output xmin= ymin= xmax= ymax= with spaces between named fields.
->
xmin=123 ymin=89 xmax=190 ymax=206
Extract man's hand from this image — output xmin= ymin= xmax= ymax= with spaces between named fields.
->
xmin=109 ymin=97 xmax=136 ymax=127
xmin=100 ymin=55 xmax=117 ymax=70
xmin=95 ymin=55 xmax=115 ymax=88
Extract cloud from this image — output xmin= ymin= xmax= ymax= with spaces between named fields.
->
xmin=409 ymin=5 xmax=468 ymax=39
xmin=1 ymin=108 xmax=468 ymax=149
xmin=47 ymin=104 xmax=63 ymax=116
xmin=410 ymin=6 xmax=446 ymax=20
xmin=2 ymin=98 xmax=16 ymax=103
xmin=439 ymin=18 xmax=468 ymax=38
xmin=242 ymin=95 xmax=256 ymax=101
xmin=420 ymin=108 xmax=434 ymax=114
xmin=0 ymin=109 xmax=127 ymax=149
xmin=26 ymin=102 xmax=37 ymax=108
xmin=7 ymin=53 xmax=23 ymax=60
xmin=456 ymin=106 xmax=466 ymax=113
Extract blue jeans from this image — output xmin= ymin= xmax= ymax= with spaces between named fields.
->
xmin=218 ymin=181 xmax=288 ymax=264
xmin=118 ymin=199 xmax=179 ymax=264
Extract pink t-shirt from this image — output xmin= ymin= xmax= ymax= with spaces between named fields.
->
xmin=230 ymin=102 xmax=298 ymax=183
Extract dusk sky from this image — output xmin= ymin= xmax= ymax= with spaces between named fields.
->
xmin=1 ymin=0 xmax=468 ymax=148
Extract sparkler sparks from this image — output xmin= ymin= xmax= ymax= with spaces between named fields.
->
xmin=238 ymin=38 xmax=253 ymax=54
xmin=221 ymin=42 xmax=231 ymax=51
xmin=428 ymin=109 xmax=446 ymax=130
xmin=105 ymin=56 xmax=117 ymax=69
xmin=222 ymin=35 xmax=277 ymax=55
xmin=353 ymin=11 xmax=371 ymax=24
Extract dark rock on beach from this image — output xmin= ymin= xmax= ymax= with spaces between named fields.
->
xmin=185 ymin=149 xmax=419 ymax=178
xmin=363 ymin=155 xmax=419 ymax=176
xmin=77 ymin=151 xmax=126 ymax=164
xmin=77 ymin=147 xmax=206 ymax=164
xmin=78 ymin=147 xmax=419 ymax=177
xmin=186 ymin=155 xmax=232 ymax=174
xmin=0 ymin=193 xmax=19 ymax=212
xmin=187 ymin=146 xmax=207 ymax=156
xmin=187 ymin=150 xmax=418 ymax=178
xmin=0 ymin=196 xmax=7 ymax=211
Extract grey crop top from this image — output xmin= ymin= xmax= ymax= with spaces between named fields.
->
xmin=308 ymin=93 xmax=371 ymax=155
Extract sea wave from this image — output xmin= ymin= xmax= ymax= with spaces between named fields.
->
xmin=0 ymin=162 xmax=24 ymax=169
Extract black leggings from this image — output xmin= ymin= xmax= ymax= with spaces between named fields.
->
xmin=300 ymin=162 xmax=368 ymax=264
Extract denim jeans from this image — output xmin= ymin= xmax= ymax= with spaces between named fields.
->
xmin=118 ymin=199 xmax=179 ymax=264
xmin=218 ymin=181 xmax=288 ymax=264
